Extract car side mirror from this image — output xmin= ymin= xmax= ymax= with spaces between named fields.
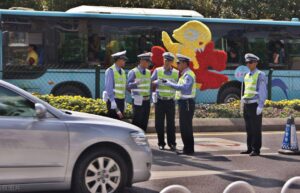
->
xmin=35 ymin=103 xmax=47 ymax=119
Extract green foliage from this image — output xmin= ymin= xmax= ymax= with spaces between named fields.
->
xmin=37 ymin=95 xmax=132 ymax=118
xmin=1 ymin=0 xmax=299 ymax=20
xmin=36 ymin=95 xmax=300 ymax=119
xmin=195 ymin=100 xmax=300 ymax=118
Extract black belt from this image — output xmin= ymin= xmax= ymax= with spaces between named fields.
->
xmin=158 ymin=96 xmax=174 ymax=100
xmin=178 ymin=98 xmax=194 ymax=102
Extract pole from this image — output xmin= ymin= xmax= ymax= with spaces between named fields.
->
xmin=240 ymin=81 xmax=244 ymax=116
xmin=95 ymin=64 xmax=101 ymax=99
xmin=268 ymin=68 xmax=274 ymax=100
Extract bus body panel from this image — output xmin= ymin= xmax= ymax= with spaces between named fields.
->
xmin=0 ymin=9 xmax=299 ymax=103
xmin=1 ymin=9 xmax=300 ymax=27
xmin=4 ymin=69 xmax=96 ymax=97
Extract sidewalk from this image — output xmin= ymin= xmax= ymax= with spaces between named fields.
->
xmin=145 ymin=118 xmax=296 ymax=133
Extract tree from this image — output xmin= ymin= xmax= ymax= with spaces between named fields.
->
xmin=0 ymin=0 xmax=43 ymax=10
xmin=0 ymin=0 xmax=299 ymax=20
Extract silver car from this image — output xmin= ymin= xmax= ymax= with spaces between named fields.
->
xmin=0 ymin=80 xmax=152 ymax=193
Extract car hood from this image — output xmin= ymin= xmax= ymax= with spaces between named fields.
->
xmin=64 ymin=110 xmax=142 ymax=132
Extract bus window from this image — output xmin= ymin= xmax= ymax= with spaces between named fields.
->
xmin=266 ymin=26 xmax=289 ymax=69
xmin=287 ymin=39 xmax=300 ymax=69
xmin=6 ymin=32 xmax=42 ymax=66
xmin=209 ymin=23 xmax=246 ymax=69
xmin=242 ymin=25 xmax=290 ymax=70
xmin=2 ymin=16 xmax=46 ymax=79
xmin=138 ymin=35 xmax=153 ymax=53
xmin=55 ymin=19 xmax=88 ymax=67
xmin=87 ymin=34 xmax=103 ymax=64
xmin=89 ymin=19 xmax=180 ymax=69
xmin=268 ymin=40 xmax=286 ymax=66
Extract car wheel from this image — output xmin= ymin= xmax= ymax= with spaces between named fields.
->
xmin=219 ymin=87 xmax=241 ymax=103
xmin=72 ymin=148 xmax=127 ymax=193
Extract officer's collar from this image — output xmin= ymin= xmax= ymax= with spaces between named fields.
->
xmin=163 ymin=66 xmax=172 ymax=72
xmin=114 ymin=63 xmax=121 ymax=71
xmin=250 ymin=68 xmax=258 ymax=75
xmin=181 ymin=67 xmax=190 ymax=74
xmin=137 ymin=65 xmax=146 ymax=72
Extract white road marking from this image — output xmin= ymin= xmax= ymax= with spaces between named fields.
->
xmin=150 ymin=170 xmax=255 ymax=180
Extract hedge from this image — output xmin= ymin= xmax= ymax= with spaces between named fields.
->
xmin=37 ymin=95 xmax=133 ymax=118
xmin=36 ymin=95 xmax=300 ymax=119
xmin=195 ymin=100 xmax=300 ymax=118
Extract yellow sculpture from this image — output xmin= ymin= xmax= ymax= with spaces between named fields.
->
xmin=162 ymin=20 xmax=212 ymax=69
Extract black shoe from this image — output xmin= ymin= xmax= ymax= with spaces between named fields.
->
xmin=249 ymin=151 xmax=260 ymax=156
xmin=169 ymin=145 xmax=176 ymax=151
xmin=159 ymin=146 xmax=165 ymax=150
xmin=176 ymin=150 xmax=194 ymax=155
xmin=240 ymin=150 xmax=252 ymax=154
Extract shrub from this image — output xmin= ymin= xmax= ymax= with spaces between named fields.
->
xmin=36 ymin=95 xmax=132 ymax=118
xmin=195 ymin=100 xmax=300 ymax=118
xmin=36 ymin=95 xmax=300 ymax=119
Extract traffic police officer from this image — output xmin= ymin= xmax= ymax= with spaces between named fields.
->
xmin=161 ymin=54 xmax=196 ymax=155
xmin=127 ymin=52 xmax=152 ymax=131
xmin=241 ymin=53 xmax=267 ymax=156
xmin=152 ymin=52 xmax=179 ymax=151
xmin=103 ymin=50 xmax=127 ymax=119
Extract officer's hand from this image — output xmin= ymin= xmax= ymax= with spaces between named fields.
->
xmin=102 ymin=91 xmax=108 ymax=102
xmin=152 ymin=80 xmax=161 ymax=85
xmin=111 ymin=101 xmax=117 ymax=109
xmin=117 ymin=110 xmax=124 ymax=119
xmin=164 ymin=80 xmax=173 ymax=87
xmin=134 ymin=80 xmax=141 ymax=85
xmin=152 ymin=92 xmax=158 ymax=103
xmin=256 ymin=107 xmax=263 ymax=115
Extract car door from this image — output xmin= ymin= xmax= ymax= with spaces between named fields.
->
xmin=0 ymin=86 xmax=69 ymax=184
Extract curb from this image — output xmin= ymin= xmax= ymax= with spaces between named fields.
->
xmin=143 ymin=118 xmax=295 ymax=133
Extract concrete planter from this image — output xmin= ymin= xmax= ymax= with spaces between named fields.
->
xmin=144 ymin=118 xmax=296 ymax=133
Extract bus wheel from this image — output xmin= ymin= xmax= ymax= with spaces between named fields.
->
xmin=53 ymin=84 xmax=91 ymax=98
xmin=218 ymin=87 xmax=241 ymax=103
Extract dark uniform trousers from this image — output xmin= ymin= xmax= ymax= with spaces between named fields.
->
xmin=178 ymin=99 xmax=195 ymax=153
xmin=132 ymin=99 xmax=150 ymax=132
xmin=106 ymin=99 xmax=125 ymax=120
xmin=243 ymin=103 xmax=262 ymax=153
xmin=155 ymin=99 xmax=176 ymax=147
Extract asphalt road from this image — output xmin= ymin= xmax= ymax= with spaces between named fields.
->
xmin=30 ymin=132 xmax=300 ymax=193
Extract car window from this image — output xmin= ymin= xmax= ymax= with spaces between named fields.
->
xmin=0 ymin=86 xmax=36 ymax=117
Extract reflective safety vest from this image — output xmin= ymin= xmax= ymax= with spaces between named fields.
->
xmin=131 ymin=67 xmax=151 ymax=97
xmin=243 ymin=70 xmax=261 ymax=99
xmin=156 ymin=67 xmax=179 ymax=98
xmin=110 ymin=65 xmax=126 ymax=99
xmin=175 ymin=69 xmax=196 ymax=100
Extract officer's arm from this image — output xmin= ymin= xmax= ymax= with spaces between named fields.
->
xmin=105 ymin=69 xmax=115 ymax=102
xmin=126 ymin=70 xmax=137 ymax=91
xmin=151 ymin=69 xmax=158 ymax=81
xmin=167 ymin=75 xmax=193 ymax=91
xmin=151 ymin=69 xmax=158 ymax=91
xmin=257 ymin=73 xmax=267 ymax=108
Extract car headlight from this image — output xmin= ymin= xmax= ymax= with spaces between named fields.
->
xmin=130 ymin=131 xmax=148 ymax=146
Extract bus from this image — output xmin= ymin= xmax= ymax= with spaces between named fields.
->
xmin=0 ymin=5 xmax=299 ymax=104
